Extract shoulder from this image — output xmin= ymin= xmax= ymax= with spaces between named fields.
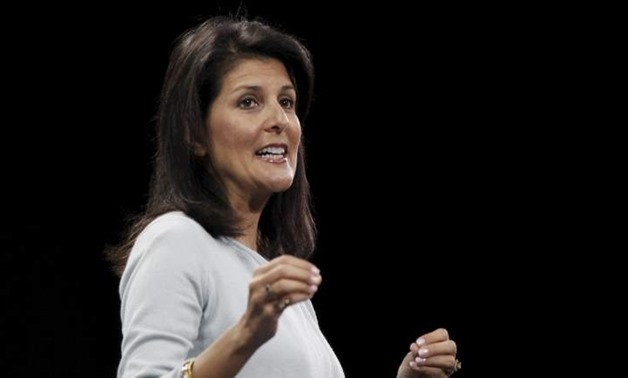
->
xmin=127 ymin=211 xmax=220 ymax=270
xmin=141 ymin=210 xmax=207 ymax=240
xmin=138 ymin=211 xmax=221 ymax=249
xmin=119 ymin=212 xmax=219 ymax=316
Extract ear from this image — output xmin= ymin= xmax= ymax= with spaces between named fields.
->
xmin=190 ymin=141 xmax=207 ymax=157
xmin=185 ymin=126 xmax=208 ymax=157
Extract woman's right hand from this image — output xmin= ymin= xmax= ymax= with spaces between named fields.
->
xmin=240 ymin=255 xmax=321 ymax=348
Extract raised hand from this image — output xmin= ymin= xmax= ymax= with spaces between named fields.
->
xmin=240 ymin=255 xmax=322 ymax=348
xmin=397 ymin=328 xmax=461 ymax=378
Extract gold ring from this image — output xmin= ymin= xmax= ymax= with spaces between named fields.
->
xmin=445 ymin=358 xmax=462 ymax=376
xmin=452 ymin=358 xmax=462 ymax=373
xmin=449 ymin=358 xmax=462 ymax=375
xmin=276 ymin=298 xmax=290 ymax=310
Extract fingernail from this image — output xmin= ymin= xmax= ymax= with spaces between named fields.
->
xmin=416 ymin=337 xmax=425 ymax=346
xmin=311 ymin=266 xmax=320 ymax=274
xmin=309 ymin=285 xmax=318 ymax=293
xmin=418 ymin=348 xmax=428 ymax=357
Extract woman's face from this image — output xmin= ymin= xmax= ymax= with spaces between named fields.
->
xmin=205 ymin=58 xmax=301 ymax=206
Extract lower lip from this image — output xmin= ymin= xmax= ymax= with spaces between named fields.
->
xmin=257 ymin=155 xmax=288 ymax=163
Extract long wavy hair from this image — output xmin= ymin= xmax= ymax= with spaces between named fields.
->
xmin=106 ymin=16 xmax=316 ymax=277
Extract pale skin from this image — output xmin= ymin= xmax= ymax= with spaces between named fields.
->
xmin=398 ymin=328 xmax=460 ymax=378
xmin=188 ymin=57 xmax=459 ymax=377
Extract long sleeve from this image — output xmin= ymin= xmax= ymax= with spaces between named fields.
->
xmin=117 ymin=215 xmax=214 ymax=378
xmin=116 ymin=211 xmax=344 ymax=378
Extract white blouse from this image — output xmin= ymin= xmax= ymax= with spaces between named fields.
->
xmin=118 ymin=211 xmax=344 ymax=378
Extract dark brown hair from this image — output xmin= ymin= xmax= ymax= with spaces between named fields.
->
xmin=106 ymin=16 xmax=316 ymax=277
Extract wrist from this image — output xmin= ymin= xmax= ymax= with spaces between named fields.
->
xmin=234 ymin=317 xmax=265 ymax=354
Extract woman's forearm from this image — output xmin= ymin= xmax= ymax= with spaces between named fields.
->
xmin=190 ymin=318 xmax=259 ymax=378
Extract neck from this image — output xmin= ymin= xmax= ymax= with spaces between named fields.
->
xmin=230 ymin=195 xmax=268 ymax=252
xmin=235 ymin=218 xmax=260 ymax=251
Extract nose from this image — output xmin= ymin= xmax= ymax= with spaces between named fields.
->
xmin=265 ymin=101 xmax=290 ymax=133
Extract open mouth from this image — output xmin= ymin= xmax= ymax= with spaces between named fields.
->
xmin=255 ymin=144 xmax=287 ymax=161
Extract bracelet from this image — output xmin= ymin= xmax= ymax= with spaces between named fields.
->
xmin=182 ymin=358 xmax=195 ymax=378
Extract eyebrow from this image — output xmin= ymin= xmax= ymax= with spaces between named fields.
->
xmin=232 ymin=84 xmax=296 ymax=93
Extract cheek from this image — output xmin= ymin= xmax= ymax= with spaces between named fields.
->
xmin=291 ymin=127 xmax=302 ymax=159
xmin=210 ymin=124 xmax=246 ymax=152
xmin=291 ymin=119 xmax=302 ymax=141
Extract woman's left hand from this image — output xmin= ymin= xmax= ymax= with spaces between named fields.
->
xmin=397 ymin=328 xmax=461 ymax=378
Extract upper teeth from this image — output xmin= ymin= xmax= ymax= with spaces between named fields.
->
xmin=257 ymin=146 xmax=285 ymax=155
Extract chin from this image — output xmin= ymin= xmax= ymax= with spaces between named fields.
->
xmin=266 ymin=177 xmax=295 ymax=193
xmin=271 ymin=182 xmax=294 ymax=193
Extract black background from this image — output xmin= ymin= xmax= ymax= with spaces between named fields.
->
xmin=0 ymin=2 xmax=553 ymax=377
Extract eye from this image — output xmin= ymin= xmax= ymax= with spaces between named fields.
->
xmin=238 ymin=97 xmax=259 ymax=109
xmin=279 ymin=97 xmax=295 ymax=110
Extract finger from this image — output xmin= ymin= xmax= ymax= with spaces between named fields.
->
xmin=274 ymin=291 xmax=312 ymax=310
xmin=267 ymin=263 xmax=321 ymax=285
xmin=261 ymin=276 xmax=320 ymax=312
xmin=262 ymin=287 xmax=314 ymax=315
xmin=255 ymin=255 xmax=319 ymax=275
xmin=252 ymin=262 xmax=321 ymax=292
xmin=407 ymin=363 xmax=447 ymax=378
xmin=249 ymin=266 xmax=321 ymax=305
xmin=414 ymin=339 xmax=457 ymax=358
xmin=415 ymin=328 xmax=451 ymax=346
xmin=412 ymin=354 xmax=457 ymax=372
xmin=269 ymin=276 xmax=319 ymax=299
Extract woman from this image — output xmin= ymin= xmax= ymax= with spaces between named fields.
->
xmin=107 ymin=15 xmax=460 ymax=378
